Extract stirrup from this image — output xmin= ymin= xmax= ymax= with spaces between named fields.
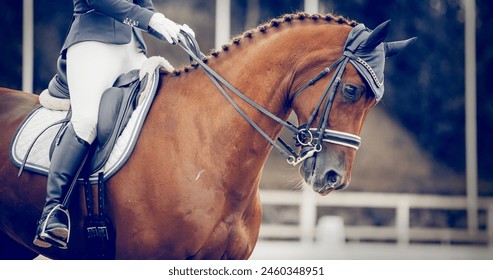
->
xmin=33 ymin=234 xmax=52 ymax=249
xmin=36 ymin=233 xmax=68 ymax=250
xmin=39 ymin=205 xmax=71 ymax=249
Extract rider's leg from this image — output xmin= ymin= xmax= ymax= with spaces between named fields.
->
xmin=33 ymin=41 xmax=130 ymax=249
xmin=33 ymin=123 xmax=90 ymax=249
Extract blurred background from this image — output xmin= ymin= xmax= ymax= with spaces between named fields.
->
xmin=2 ymin=0 xmax=492 ymax=259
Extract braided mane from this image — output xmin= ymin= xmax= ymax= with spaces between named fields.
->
xmin=165 ymin=12 xmax=358 ymax=76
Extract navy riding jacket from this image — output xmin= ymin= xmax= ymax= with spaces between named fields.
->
xmin=61 ymin=0 xmax=156 ymax=54
xmin=47 ymin=0 xmax=158 ymax=98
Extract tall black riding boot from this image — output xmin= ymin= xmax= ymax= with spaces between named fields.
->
xmin=33 ymin=123 xmax=90 ymax=249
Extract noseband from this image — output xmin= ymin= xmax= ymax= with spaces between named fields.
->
xmin=176 ymin=30 xmax=365 ymax=166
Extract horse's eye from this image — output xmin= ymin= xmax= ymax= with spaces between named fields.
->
xmin=342 ymin=84 xmax=362 ymax=101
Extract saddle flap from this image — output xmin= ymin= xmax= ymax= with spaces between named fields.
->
xmin=89 ymin=70 xmax=143 ymax=173
xmin=97 ymin=87 xmax=125 ymax=145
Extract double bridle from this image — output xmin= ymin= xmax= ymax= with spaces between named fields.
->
xmin=175 ymin=31 xmax=363 ymax=166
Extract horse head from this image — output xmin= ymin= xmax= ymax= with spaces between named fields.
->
xmin=291 ymin=19 xmax=416 ymax=195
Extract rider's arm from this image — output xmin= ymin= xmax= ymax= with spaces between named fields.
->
xmin=86 ymin=0 xmax=155 ymax=31
xmin=86 ymin=0 xmax=180 ymax=44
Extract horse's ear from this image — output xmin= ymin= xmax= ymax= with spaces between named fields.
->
xmin=361 ymin=20 xmax=391 ymax=50
xmin=384 ymin=37 xmax=417 ymax=58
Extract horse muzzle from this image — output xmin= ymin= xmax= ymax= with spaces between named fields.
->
xmin=299 ymin=151 xmax=349 ymax=196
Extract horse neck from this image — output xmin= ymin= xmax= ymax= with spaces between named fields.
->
xmin=226 ymin=24 xmax=351 ymax=138
xmin=202 ymin=21 xmax=350 ymax=138
xmin=150 ymin=20 xmax=350 ymax=194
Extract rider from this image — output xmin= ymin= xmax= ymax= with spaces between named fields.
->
xmin=33 ymin=0 xmax=193 ymax=249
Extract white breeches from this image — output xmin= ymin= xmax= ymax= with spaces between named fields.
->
xmin=66 ymin=35 xmax=147 ymax=144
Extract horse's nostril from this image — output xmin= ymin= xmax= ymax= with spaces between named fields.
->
xmin=325 ymin=170 xmax=341 ymax=187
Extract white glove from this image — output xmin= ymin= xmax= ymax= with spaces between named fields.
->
xmin=149 ymin=13 xmax=180 ymax=44
xmin=180 ymin=24 xmax=195 ymax=38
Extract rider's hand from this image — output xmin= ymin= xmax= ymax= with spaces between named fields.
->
xmin=180 ymin=24 xmax=195 ymax=38
xmin=149 ymin=13 xmax=180 ymax=44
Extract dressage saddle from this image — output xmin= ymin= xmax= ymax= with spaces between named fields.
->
xmin=48 ymin=68 xmax=145 ymax=176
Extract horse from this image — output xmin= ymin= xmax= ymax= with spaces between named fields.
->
xmin=0 ymin=13 xmax=414 ymax=259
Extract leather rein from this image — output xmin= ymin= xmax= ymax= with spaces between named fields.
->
xmin=175 ymin=31 xmax=361 ymax=166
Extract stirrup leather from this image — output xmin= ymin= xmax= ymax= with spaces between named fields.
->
xmin=38 ymin=205 xmax=71 ymax=249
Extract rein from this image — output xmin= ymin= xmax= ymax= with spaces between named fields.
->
xmin=174 ymin=31 xmax=361 ymax=166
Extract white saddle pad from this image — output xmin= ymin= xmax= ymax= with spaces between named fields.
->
xmin=10 ymin=56 xmax=171 ymax=184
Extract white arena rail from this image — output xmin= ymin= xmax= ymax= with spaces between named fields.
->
xmin=259 ymin=190 xmax=493 ymax=246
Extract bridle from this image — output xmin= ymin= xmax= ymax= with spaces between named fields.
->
xmin=174 ymin=30 xmax=367 ymax=166
xmin=289 ymin=55 xmax=362 ymax=165
xmin=175 ymin=30 xmax=366 ymax=166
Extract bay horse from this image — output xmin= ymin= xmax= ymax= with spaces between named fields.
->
xmin=0 ymin=13 xmax=414 ymax=259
